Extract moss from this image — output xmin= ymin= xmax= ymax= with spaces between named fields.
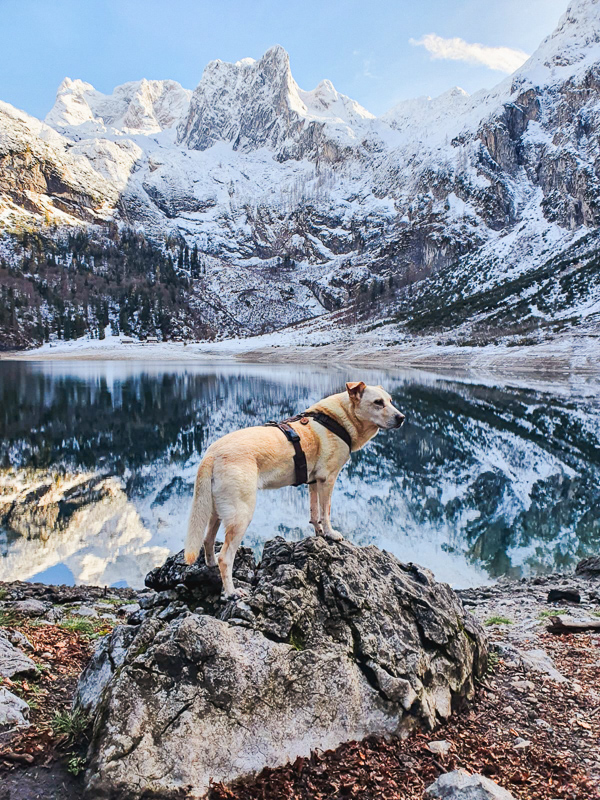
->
xmin=288 ymin=624 xmax=306 ymax=652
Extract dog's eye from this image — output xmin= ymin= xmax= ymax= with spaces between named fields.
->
xmin=373 ymin=399 xmax=385 ymax=407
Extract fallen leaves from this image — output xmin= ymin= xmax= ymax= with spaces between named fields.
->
xmin=0 ymin=620 xmax=92 ymax=772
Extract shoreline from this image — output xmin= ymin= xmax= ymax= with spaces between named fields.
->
xmin=1 ymin=331 xmax=600 ymax=379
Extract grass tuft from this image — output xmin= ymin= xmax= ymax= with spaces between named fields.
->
xmin=58 ymin=618 xmax=96 ymax=635
xmin=67 ymin=755 xmax=87 ymax=776
xmin=538 ymin=609 xmax=567 ymax=618
xmin=0 ymin=609 xmax=18 ymax=626
xmin=51 ymin=709 xmax=89 ymax=743
xmin=484 ymin=615 xmax=513 ymax=626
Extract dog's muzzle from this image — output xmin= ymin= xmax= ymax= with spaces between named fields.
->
xmin=394 ymin=413 xmax=406 ymax=428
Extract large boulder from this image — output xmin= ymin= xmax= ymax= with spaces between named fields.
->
xmin=78 ymin=536 xmax=487 ymax=799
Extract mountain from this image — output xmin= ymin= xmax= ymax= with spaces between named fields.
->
xmin=0 ymin=0 xmax=599 ymax=349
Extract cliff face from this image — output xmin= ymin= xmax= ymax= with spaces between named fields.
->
xmin=0 ymin=0 xmax=599 ymax=341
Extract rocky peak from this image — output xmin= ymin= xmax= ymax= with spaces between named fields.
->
xmin=511 ymin=0 xmax=600 ymax=85
xmin=45 ymin=77 xmax=191 ymax=135
xmin=176 ymin=44 xmax=373 ymax=157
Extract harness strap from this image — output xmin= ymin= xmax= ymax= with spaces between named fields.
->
xmin=304 ymin=411 xmax=352 ymax=451
xmin=265 ymin=410 xmax=352 ymax=487
xmin=265 ymin=419 xmax=309 ymax=486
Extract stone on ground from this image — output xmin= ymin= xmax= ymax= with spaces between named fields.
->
xmin=0 ymin=687 xmax=30 ymax=732
xmin=8 ymin=598 xmax=49 ymax=617
xmin=78 ymin=536 xmax=487 ymax=799
xmin=426 ymin=769 xmax=516 ymax=799
xmin=0 ymin=631 xmax=37 ymax=679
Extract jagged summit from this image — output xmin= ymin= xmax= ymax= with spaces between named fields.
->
xmin=45 ymin=77 xmax=191 ymax=136
xmin=1 ymin=7 xmax=600 ymax=350
xmin=177 ymin=44 xmax=374 ymax=154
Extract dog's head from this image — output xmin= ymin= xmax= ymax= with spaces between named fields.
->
xmin=346 ymin=382 xmax=405 ymax=429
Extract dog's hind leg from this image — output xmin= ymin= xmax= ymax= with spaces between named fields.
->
xmin=218 ymin=511 xmax=253 ymax=598
xmin=214 ymin=465 xmax=257 ymax=598
xmin=309 ymin=482 xmax=323 ymax=536
xmin=204 ymin=511 xmax=220 ymax=567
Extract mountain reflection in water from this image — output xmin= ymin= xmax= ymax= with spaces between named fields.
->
xmin=1 ymin=360 xmax=599 ymax=589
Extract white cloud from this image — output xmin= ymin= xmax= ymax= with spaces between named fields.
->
xmin=410 ymin=33 xmax=529 ymax=73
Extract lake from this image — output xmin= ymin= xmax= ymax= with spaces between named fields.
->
xmin=1 ymin=360 xmax=599 ymax=589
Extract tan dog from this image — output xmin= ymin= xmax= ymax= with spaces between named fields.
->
xmin=184 ymin=381 xmax=405 ymax=597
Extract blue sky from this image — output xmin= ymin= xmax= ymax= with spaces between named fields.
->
xmin=1 ymin=0 xmax=569 ymax=119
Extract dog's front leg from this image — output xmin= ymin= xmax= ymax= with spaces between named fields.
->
xmin=316 ymin=476 xmax=343 ymax=541
xmin=309 ymin=482 xmax=323 ymax=536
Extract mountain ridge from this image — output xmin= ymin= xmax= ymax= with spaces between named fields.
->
xmin=0 ymin=0 xmax=599 ymax=349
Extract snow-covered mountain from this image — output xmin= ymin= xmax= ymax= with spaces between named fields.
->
xmin=0 ymin=0 xmax=599 ymax=344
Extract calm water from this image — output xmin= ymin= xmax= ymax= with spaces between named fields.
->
xmin=1 ymin=360 xmax=599 ymax=589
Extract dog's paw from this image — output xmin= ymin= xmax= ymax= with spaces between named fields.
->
xmin=324 ymin=529 xmax=344 ymax=541
xmin=184 ymin=550 xmax=198 ymax=565
xmin=222 ymin=587 xmax=249 ymax=601
xmin=204 ymin=554 xmax=218 ymax=567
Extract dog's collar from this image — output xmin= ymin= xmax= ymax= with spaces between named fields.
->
xmin=303 ymin=411 xmax=352 ymax=451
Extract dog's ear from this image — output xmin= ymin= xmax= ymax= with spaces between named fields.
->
xmin=346 ymin=381 xmax=366 ymax=403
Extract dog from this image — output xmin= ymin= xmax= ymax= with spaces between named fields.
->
xmin=184 ymin=381 xmax=405 ymax=597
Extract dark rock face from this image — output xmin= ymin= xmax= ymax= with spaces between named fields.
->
xmin=79 ymin=536 xmax=487 ymax=799
xmin=576 ymin=556 xmax=600 ymax=576
xmin=547 ymin=588 xmax=581 ymax=603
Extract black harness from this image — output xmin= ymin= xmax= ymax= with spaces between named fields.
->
xmin=265 ymin=411 xmax=352 ymax=486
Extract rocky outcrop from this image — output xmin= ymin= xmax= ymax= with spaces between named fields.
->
xmin=77 ymin=536 xmax=487 ymax=799
xmin=576 ymin=555 xmax=600 ymax=576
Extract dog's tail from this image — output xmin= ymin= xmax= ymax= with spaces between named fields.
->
xmin=184 ymin=453 xmax=215 ymax=565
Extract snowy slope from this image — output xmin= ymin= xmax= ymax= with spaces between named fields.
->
xmin=0 ymin=0 xmax=599 ymax=343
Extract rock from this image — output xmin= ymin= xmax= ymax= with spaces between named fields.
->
xmin=425 ymin=769 xmax=516 ymax=799
xmin=9 ymin=598 xmax=48 ymax=617
xmin=546 ymin=615 xmax=600 ymax=634
xmin=496 ymin=644 xmax=567 ymax=683
xmin=3 ymin=630 xmax=33 ymax=651
xmin=511 ymin=679 xmax=535 ymax=692
xmin=0 ymin=687 xmax=30 ymax=732
xmin=547 ymin=588 xmax=580 ymax=603
xmin=427 ymin=740 xmax=451 ymax=755
xmin=513 ymin=737 xmax=531 ymax=750
xmin=575 ymin=556 xmax=600 ymax=577
xmin=118 ymin=603 xmax=140 ymax=616
xmin=535 ymin=718 xmax=553 ymax=731
xmin=79 ymin=537 xmax=487 ymax=799
xmin=0 ymin=632 xmax=37 ymax=679
xmin=71 ymin=605 xmax=99 ymax=618
xmin=74 ymin=625 xmax=139 ymax=716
